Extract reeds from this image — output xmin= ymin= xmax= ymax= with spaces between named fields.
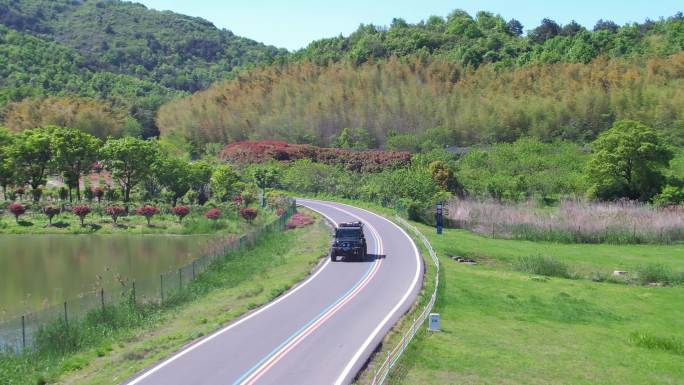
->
xmin=445 ymin=199 xmax=684 ymax=244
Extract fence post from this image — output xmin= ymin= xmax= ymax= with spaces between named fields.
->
xmin=178 ymin=268 xmax=182 ymax=290
xmin=21 ymin=315 xmax=26 ymax=350
xmin=192 ymin=260 xmax=196 ymax=280
xmin=100 ymin=288 xmax=105 ymax=313
xmin=132 ymin=280 xmax=136 ymax=304
xmin=64 ymin=301 xmax=68 ymax=326
xmin=160 ymin=274 xmax=164 ymax=304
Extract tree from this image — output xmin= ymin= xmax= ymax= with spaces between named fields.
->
xmin=72 ymin=205 xmax=92 ymax=227
xmin=43 ymin=205 xmax=60 ymax=226
xmin=99 ymin=137 xmax=159 ymax=202
xmin=506 ymin=19 xmax=523 ymax=36
xmin=210 ymin=164 xmax=240 ymax=202
xmin=428 ymin=160 xmax=459 ymax=193
xmin=188 ymin=161 xmax=213 ymax=205
xmin=561 ymin=20 xmax=584 ymax=36
xmin=239 ymin=208 xmax=257 ymax=223
xmin=51 ymin=127 xmax=102 ymax=201
xmin=205 ymin=208 xmax=221 ymax=222
xmin=331 ymin=128 xmax=374 ymax=150
xmin=106 ymin=205 xmax=125 ymax=225
xmin=529 ymin=18 xmax=561 ymax=44
xmin=252 ymin=165 xmax=280 ymax=207
xmin=593 ymin=19 xmax=619 ymax=33
xmin=10 ymin=127 xmax=54 ymax=202
xmin=136 ymin=205 xmax=159 ymax=226
xmin=154 ymin=157 xmax=191 ymax=206
xmin=8 ymin=203 xmax=26 ymax=223
xmin=0 ymin=128 xmax=15 ymax=199
xmin=585 ymin=120 xmax=674 ymax=201
xmin=171 ymin=205 xmax=190 ymax=223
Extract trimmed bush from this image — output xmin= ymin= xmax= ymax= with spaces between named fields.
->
xmin=172 ymin=205 xmax=191 ymax=223
xmin=136 ymin=205 xmax=159 ymax=226
xmin=72 ymin=205 xmax=92 ymax=227
xmin=205 ymin=208 xmax=221 ymax=221
xmin=239 ymin=208 xmax=257 ymax=223
xmin=8 ymin=203 xmax=26 ymax=223
xmin=105 ymin=205 xmax=125 ymax=224
xmin=43 ymin=205 xmax=61 ymax=226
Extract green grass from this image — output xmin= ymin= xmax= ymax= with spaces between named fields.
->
xmin=0 ymin=210 xmax=329 ymax=385
xmin=385 ymin=223 xmax=684 ymax=385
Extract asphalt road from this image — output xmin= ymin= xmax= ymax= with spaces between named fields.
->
xmin=124 ymin=199 xmax=423 ymax=385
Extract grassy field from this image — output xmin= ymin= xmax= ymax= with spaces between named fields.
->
xmin=0 ymin=204 xmax=273 ymax=235
xmin=0 ymin=209 xmax=329 ymax=385
xmin=388 ymin=223 xmax=684 ymax=385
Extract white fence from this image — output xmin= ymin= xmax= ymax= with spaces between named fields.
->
xmin=370 ymin=216 xmax=440 ymax=385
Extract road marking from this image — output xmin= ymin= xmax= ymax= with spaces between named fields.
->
xmin=312 ymin=201 xmax=423 ymax=385
xmin=233 ymin=202 xmax=384 ymax=385
xmin=126 ymin=211 xmax=336 ymax=385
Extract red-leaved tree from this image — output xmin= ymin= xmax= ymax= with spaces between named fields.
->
xmin=205 ymin=208 xmax=221 ymax=221
xmin=8 ymin=203 xmax=26 ymax=223
xmin=239 ymin=208 xmax=257 ymax=223
xmin=92 ymin=187 xmax=105 ymax=203
xmin=72 ymin=205 xmax=92 ymax=227
xmin=106 ymin=205 xmax=125 ymax=225
xmin=172 ymin=205 xmax=191 ymax=223
xmin=43 ymin=205 xmax=60 ymax=226
xmin=136 ymin=205 xmax=159 ymax=226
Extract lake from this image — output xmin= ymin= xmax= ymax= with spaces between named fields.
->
xmin=0 ymin=234 xmax=212 ymax=320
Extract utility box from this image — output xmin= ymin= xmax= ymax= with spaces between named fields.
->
xmin=428 ymin=313 xmax=441 ymax=331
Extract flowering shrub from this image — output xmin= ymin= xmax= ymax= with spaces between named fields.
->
xmin=219 ymin=141 xmax=411 ymax=173
xmin=106 ymin=205 xmax=126 ymax=224
xmin=205 ymin=208 xmax=221 ymax=221
xmin=72 ymin=205 xmax=92 ymax=227
xmin=172 ymin=205 xmax=191 ymax=223
xmin=286 ymin=213 xmax=314 ymax=229
xmin=239 ymin=208 xmax=257 ymax=223
xmin=92 ymin=187 xmax=105 ymax=202
xmin=136 ymin=205 xmax=159 ymax=226
xmin=42 ymin=205 xmax=61 ymax=226
xmin=8 ymin=203 xmax=26 ymax=223
xmin=276 ymin=208 xmax=286 ymax=217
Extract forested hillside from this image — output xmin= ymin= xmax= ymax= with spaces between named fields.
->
xmin=158 ymin=53 xmax=684 ymax=148
xmin=0 ymin=0 xmax=286 ymax=92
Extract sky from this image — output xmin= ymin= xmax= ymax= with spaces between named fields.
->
xmin=137 ymin=0 xmax=683 ymax=51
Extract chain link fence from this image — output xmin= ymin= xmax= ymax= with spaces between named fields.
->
xmin=370 ymin=216 xmax=440 ymax=385
xmin=0 ymin=201 xmax=297 ymax=353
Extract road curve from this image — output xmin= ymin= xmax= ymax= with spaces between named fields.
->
xmin=124 ymin=199 xmax=423 ymax=385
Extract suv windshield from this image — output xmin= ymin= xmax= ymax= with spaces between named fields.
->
xmin=336 ymin=228 xmax=362 ymax=239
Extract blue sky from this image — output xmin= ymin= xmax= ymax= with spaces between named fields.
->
xmin=138 ymin=0 xmax=682 ymax=50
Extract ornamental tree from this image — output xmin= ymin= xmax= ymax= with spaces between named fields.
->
xmin=136 ymin=205 xmax=159 ymax=226
xmin=205 ymin=208 xmax=221 ymax=221
xmin=239 ymin=208 xmax=257 ymax=223
xmin=43 ymin=205 xmax=61 ymax=226
xmin=99 ymin=137 xmax=159 ymax=202
xmin=8 ymin=203 xmax=26 ymax=223
xmin=92 ymin=187 xmax=105 ymax=203
xmin=172 ymin=205 xmax=190 ymax=223
xmin=106 ymin=205 xmax=125 ymax=225
xmin=72 ymin=205 xmax=92 ymax=227
xmin=252 ymin=165 xmax=280 ymax=207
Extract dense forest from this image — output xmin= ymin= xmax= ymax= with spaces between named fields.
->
xmin=157 ymin=53 xmax=684 ymax=148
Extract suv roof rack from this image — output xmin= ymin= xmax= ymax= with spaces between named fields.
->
xmin=339 ymin=221 xmax=363 ymax=228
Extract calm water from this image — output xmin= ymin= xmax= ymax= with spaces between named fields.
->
xmin=0 ymin=234 xmax=211 ymax=319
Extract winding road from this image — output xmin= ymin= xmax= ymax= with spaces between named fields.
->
xmin=124 ymin=199 xmax=423 ymax=385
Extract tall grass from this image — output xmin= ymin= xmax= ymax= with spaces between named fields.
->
xmin=514 ymin=255 xmax=572 ymax=278
xmin=446 ymin=199 xmax=684 ymax=244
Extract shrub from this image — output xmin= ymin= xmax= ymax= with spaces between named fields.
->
xmin=43 ymin=205 xmax=61 ymax=226
xmin=635 ymin=263 xmax=683 ymax=285
xmin=72 ymin=205 xmax=92 ymax=227
xmin=172 ymin=205 xmax=191 ymax=223
xmin=286 ymin=213 xmax=314 ymax=229
xmin=239 ymin=208 xmax=257 ymax=223
xmin=105 ymin=205 xmax=126 ymax=224
xmin=514 ymin=255 xmax=571 ymax=278
xmin=8 ymin=202 xmax=26 ymax=223
xmin=205 ymin=208 xmax=221 ymax=221
xmin=136 ymin=205 xmax=159 ymax=226
xmin=276 ymin=208 xmax=286 ymax=217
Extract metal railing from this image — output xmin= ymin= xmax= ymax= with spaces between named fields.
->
xmin=0 ymin=201 xmax=297 ymax=353
xmin=370 ymin=216 xmax=440 ymax=385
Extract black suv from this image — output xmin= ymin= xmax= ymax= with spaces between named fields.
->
xmin=330 ymin=221 xmax=367 ymax=262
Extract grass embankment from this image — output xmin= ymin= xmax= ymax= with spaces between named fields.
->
xmin=292 ymin=195 xmax=684 ymax=385
xmin=387 ymin=223 xmax=684 ymax=385
xmin=0 ymin=209 xmax=330 ymax=385
xmin=0 ymin=205 xmax=272 ymax=235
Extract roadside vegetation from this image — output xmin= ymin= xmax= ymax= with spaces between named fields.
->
xmin=0 ymin=209 xmax=327 ymax=385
